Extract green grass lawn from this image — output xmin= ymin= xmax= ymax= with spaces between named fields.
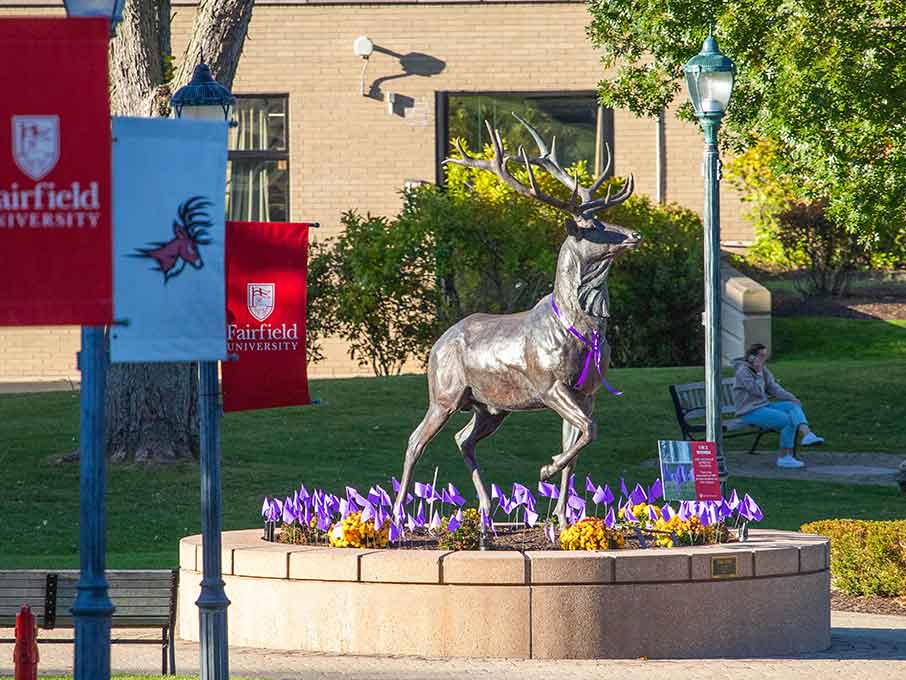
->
xmin=0 ymin=316 xmax=903 ymax=569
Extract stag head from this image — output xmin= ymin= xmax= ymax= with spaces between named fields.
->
xmin=446 ymin=114 xmax=641 ymax=317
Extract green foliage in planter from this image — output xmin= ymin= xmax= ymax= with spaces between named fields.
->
xmin=438 ymin=508 xmax=483 ymax=551
xmin=800 ymin=519 xmax=906 ymax=597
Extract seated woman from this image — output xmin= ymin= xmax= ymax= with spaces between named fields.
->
xmin=733 ymin=343 xmax=824 ymax=469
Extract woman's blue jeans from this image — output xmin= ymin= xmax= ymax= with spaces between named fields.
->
xmin=740 ymin=401 xmax=808 ymax=449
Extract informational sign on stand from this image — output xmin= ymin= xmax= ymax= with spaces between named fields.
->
xmin=658 ymin=440 xmax=721 ymax=501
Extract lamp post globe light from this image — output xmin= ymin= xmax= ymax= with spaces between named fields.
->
xmin=63 ymin=0 xmax=125 ymax=35
xmin=171 ymin=62 xmax=233 ymax=680
xmin=683 ymin=33 xmax=735 ymax=491
xmin=171 ymin=62 xmax=236 ymax=122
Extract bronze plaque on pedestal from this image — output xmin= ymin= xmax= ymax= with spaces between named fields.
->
xmin=711 ymin=556 xmax=738 ymax=578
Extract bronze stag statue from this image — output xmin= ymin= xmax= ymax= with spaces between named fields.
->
xmin=393 ymin=115 xmax=640 ymax=527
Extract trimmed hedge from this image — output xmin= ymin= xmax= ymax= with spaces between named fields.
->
xmin=801 ymin=519 xmax=906 ymax=597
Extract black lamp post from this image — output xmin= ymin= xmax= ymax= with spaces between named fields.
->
xmin=61 ymin=3 xmax=123 ymax=680
xmin=683 ymin=33 xmax=736 ymax=490
xmin=171 ymin=61 xmax=234 ymax=680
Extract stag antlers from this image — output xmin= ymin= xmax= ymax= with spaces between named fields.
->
xmin=446 ymin=114 xmax=634 ymax=222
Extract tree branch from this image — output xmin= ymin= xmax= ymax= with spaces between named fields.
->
xmin=173 ymin=0 xmax=255 ymax=91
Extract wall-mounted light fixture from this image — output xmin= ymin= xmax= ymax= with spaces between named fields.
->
xmin=354 ymin=36 xmax=374 ymax=96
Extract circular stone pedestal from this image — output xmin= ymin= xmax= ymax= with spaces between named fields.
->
xmin=178 ymin=529 xmax=830 ymax=659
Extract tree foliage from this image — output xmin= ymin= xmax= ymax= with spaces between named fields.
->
xmin=586 ymin=0 xmax=906 ymax=249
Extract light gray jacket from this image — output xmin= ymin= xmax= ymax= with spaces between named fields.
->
xmin=732 ymin=358 xmax=798 ymax=416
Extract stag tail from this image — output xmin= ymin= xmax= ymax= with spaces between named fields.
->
xmin=177 ymin=195 xmax=214 ymax=245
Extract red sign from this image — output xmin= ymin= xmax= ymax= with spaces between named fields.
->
xmin=222 ymin=221 xmax=311 ymax=412
xmin=0 ymin=19 xmax=113 ymax=325
xmin=691 ymin=441 xmax=722 ymax=500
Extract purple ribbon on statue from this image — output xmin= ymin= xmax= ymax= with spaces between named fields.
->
xmin=551 ymin=297 xmax=623 ymax=396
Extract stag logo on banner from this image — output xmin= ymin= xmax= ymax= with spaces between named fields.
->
xmin=131 ymin=195 xmax=213 ymax=284
xmin=247 ymin=283 xmax=275 ymax=322
xmin=12 ymin=115 xmax=60 ymax=181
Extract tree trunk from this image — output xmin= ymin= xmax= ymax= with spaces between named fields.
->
xmin=103 ymin=0 xmax=255 ymax=463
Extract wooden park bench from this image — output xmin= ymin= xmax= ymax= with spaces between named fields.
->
xmin=0 ymin=569 xmax=178 ymax=675
xmin=669 ymin=378 xmax=799 ymax=457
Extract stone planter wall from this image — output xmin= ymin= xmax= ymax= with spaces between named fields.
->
xmin=178 ymin=528 xmax=830 ymax=659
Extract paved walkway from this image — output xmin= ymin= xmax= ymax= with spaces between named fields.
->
xmin=2 ymin=611 xmax=905 ymax=679
xmin=643 ymin=449 xmax=904 ymax=486
xmin=724 ymin=449 xmax=904 ymax=486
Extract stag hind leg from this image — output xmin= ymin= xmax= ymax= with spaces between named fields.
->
xmin=393 ymin=403 xmax=456 ymax=518
xmin=454 ymin=406 xmax=508 ymax=516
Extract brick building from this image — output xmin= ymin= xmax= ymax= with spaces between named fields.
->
xmin=0 ymin=0 xmax=753 ymax=382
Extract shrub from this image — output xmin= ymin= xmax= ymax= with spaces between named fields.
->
xmin=776 ymin=201 xmax=871 ymax=297
xmin=311 ymin=137 xmax=707 ymax=372
xmin=308 ymin=211 xmax=439 ymax=376
xmin=800 ymin=519 xmax=906 ymax=596
xmin=402 ymin=144 xmax=706 ymax=367
xmin=599 ymin=196 xmax=704 ymax=366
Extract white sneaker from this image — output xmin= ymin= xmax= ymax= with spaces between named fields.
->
xmin=777 ymin=454 xmax=806 ymax=469
xmin=801 ymin=432 xmax=824 ymax=446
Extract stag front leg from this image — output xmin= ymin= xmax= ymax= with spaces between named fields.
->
xmin=454 ymin=406 xmax=507 ymax=516
xmin=540 ymin=384 xmax=596 ymax=481
xmin=553 ymin=420 xmax=581 ymax=529
xmin=393 ymin=403 xmax=455 ymax=519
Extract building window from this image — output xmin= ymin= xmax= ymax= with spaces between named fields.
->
xmin=436 ymin=92 xmax=613 ymax=185
xmin=227 ymin=95 xmax=289 ymax=222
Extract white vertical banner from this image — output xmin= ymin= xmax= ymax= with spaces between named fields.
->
xmin=111 ymin=117 xmax=228 ymax=363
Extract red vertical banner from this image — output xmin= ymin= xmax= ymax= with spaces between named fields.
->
xmin=0 ymin=18 xmax=113 ymax=325
xmin=691 ymin=441 xmax=722 ymax=500
xmin=222 ymin=221 xmax=311 ymax=412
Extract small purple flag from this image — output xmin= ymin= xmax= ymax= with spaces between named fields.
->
xmin=429 ymin=510 xmax=442 ymax=531
xmin=585 ymin=476 xmax=596 ymax=493
xmin=538 ymin=481 xmax=559 ymax=498
xmin=630 ymin=484 xmax=647 ymax=506
xmin=743 ymin=494 xmax=764 ymax=521
xmin=447 ymin=483 xmax=466 ymax=506
xmin=447 ymin=509 xmax=462 ymax=533
xmin=648 ymin=478 xmax=663 ymax=502
xmin=620 ymin=477 xmax=629 ymax=498
xmin=604 ymin=507 xmax=616 ymax=528
xmin=727 ymin=489 xmax=740 ymax=511
xmin=545 ymin=522 xmax=557 ymax=544
xmin=592 ymin=485 xmax=609 ymax=505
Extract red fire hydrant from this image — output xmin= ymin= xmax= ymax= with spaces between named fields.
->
xmin=14 ymin=604 xmax=38 ymax=680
